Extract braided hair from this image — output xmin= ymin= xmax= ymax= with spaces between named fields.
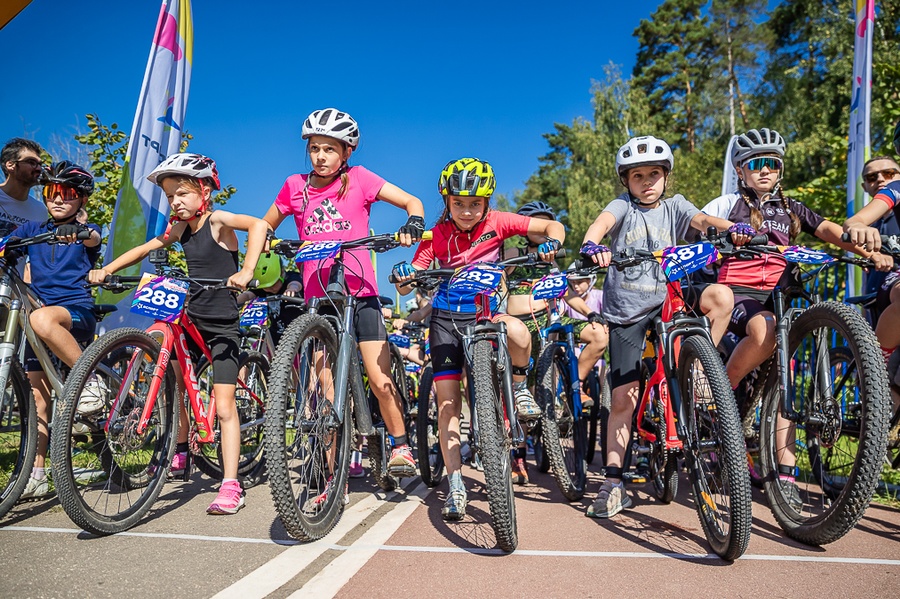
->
xmin=737 ymin=178 xmax=800 ymax=240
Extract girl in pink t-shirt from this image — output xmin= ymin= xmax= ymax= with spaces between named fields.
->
xmin=262 ymin=108 xmax=426 ymax=478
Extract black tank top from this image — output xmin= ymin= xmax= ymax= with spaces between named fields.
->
xmin=180 ymin=217 xmax=240 ymax=320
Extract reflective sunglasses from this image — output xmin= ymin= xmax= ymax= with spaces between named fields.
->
xmin=743 ymin=157 xmax=783 ymax=172
xmin=42 ymin=183 xmax=81 ymax=202
xmin=863 ymin=168 xmax=900 ymax=184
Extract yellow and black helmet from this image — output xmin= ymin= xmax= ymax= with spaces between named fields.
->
xmin=438 ymin=157 xmax=496 ymax=197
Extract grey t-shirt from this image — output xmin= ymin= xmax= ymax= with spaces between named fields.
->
xmin=0 ymin=188 xmax=47 ymax=237
xmin=601 ymin=194 xmax=699 ymax=324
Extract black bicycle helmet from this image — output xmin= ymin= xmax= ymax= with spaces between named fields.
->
xmin=44 ymin=161 xmax=94 ymax=197
xmin=517 ymin=201 xmax=555 ymax=219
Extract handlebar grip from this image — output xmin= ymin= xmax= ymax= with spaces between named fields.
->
xmin=748 ymin=234 xmax=769 ymax=246
xmin=76 ymin=229 xmax=93 ymax=240
xmin=841 ymin=232 xmax=851 ymax=243
xmin=555 ymin=248 xmax=567 ymax=259
xmin=392 ymin=231 xmax=433 ymax=241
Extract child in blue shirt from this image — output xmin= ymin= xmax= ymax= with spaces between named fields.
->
xmin=14 ymin=161 xmax=102 ymax=499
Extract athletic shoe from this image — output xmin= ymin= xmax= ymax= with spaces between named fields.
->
xmin=511 ymin=457 xmax=529 ymax=485
xmin=77 ymin=377 xmax=108 ymax=415
xmin=20 ymin=477 xmax=52 ymax=500
xmin=388 ymin=445 xmax=417 ymax=478
xmin=169 ymin=452 xmax=188 ymax=478
xmin=586 ymin=479 xmax=633 ymax=518
xmin=207 ymin=481 xmax=245 ymax=515
xmin=349 ymin=461 xmax=365 ymax=478
xmin=441 ymin=488 xmax=467 ymax=521
xmin=514 ymin=382 xmax=541 ymax=419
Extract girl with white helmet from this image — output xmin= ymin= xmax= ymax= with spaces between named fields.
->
xmin=262 ymin=108 xmax=427 ymax=484
xmin=90 ymin=152 xmax=270 ymax=515
xmin=580 ymin=135 xmax=753 ymax=519
xmin=699 ymin=128 xmax=891 ymax=507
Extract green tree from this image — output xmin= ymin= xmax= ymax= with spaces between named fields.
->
xmin=632 ymin=0 xmax=711 ymax=152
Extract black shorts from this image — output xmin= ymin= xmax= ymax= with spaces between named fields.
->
xmin=728 ymin=287 xmax=775 ymax=338
xmin=315 ymin=295 xmax=387 ymax=343
xmin=875 ymin=271 xmax=900 ymax=318
xmin=607 ymin=307 xmax=661 ymax=389
xmin=429 ymin=309 xmax=476 ymax=382
xmin=186 ymin=316 xmax=241 ymax=385
xmin=24 ymin=304 xmax=96 ymax=373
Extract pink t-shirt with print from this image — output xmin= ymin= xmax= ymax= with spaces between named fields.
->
xmin=275 ymin=165 xmax=386 ymax=300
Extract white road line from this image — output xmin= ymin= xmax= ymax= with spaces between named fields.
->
xmin=289 ymin=482 xmax=432 ymax=599
xmin=1 ymin=526 xmax=295 ymax=545
xmin=211 ymin=481 xmax=419 ymax=599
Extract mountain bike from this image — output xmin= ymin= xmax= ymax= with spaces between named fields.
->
xmin=531 ymin=269 xmax=590 ymax=500
xmin=49 ymin=254 xmax=268 ymax=535
xmin=580 ymin=236 xmax=753 ymax=561
xmin=721 ymin=239 xmax=890 ymax=546
xmin=264 ymin=233 xmax=423 ymax=542
xmin=0 ymin=230 xmax=114 ymax=518
xmin=393 ymin=250 xmax=558 ymax=552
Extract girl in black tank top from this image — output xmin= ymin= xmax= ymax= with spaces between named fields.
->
xmin=89 ymin=153 xmax=270 ymax=515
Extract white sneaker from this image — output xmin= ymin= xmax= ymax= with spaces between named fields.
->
xmin=77 ymin=376 xmax=108 ymax=415
xmin=514 ymin=382 xmax=541 ymax=419
xmin=20 ymin=476 xmax=51 ymax=500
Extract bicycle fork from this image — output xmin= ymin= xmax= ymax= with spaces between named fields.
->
xmin=0 ymin=297 xmax=21 ymax=395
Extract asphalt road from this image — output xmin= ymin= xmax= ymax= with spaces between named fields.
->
xmin=1 ymin=458 xmax=898 ymax=599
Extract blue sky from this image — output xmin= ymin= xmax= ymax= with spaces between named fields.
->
xmin=1 ymin=0 xmax=660 ymax=300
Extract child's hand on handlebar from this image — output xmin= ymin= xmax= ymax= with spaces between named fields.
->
xmin=88 ymin=268 xmax=110 ymax=285
xmin=727 ymin=222 xmax=756 ymax=247
xmin=228 ymin=270 xmax=254 ymax=291
xmin=580 ymin=241 xmax=611 ymax=268
xmin=871 ymin=252 xmax=894 ymax=272
xmin=537 ymin=238 xmax=561 ymax=263
xmin=392 ymin=261 xmax=416 ymax=284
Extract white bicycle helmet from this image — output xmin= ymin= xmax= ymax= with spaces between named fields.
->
xmin=301 ymin=108 xmax=360 ymax=148
xmin=615 ymin=136 xmax=674 ymax=177
xmin=731 ymin=128 xmax=785 ymax=167
xmin=566 ymin=261 xmax=596 ymax=296
xmin=405 ymin=298 xmax=419 ymax=313
xmin=147 ymin=153 xmax=221 ymax=189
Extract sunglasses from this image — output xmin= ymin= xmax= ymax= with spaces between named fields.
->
xmin=16 ymin=158 xmax=43 ymax=169
xmin=743 ymin=157 xmax=783 ymax=172
xmin=863 ymin=169 xmax=900 ymax=184
xmin=42 ymin=183 xmax=81 ymax=202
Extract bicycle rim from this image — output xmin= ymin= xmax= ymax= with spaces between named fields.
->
xmin=416 ymin=364 xmax=444 ymax=487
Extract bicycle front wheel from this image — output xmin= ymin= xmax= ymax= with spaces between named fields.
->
xmin=50 ymin=328 xmax=178 ymax=535
xmin=535 ymin=343 xmax=587 ymax=500
xmin=0 ymin=357 xmax=36 ymax=518
xmin=678 ymin=335 xmax=751 ymax=561
xmin=759 ymin=302 xmax=890 ymax=546
xmin=472 ymin=338 xmax=517 ymax=552
xmin=416 ymin=364 xmax=444 ymax=487
xmin=264 ymin=313 xmax=351 ymax=541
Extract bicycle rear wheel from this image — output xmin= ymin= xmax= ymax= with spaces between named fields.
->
xmin=416 ymin=363 xmax=444 ymax=487
xmin=193 ymin=351 xmax=269 ymax=487
xmin=472 ymin=337 xmax=517 ymax=552
xmin=760 ymin=302 xmax=890 ymax=545
xmin=678 ymin=335 xmax=751 ymax=561
xmin=50 ymin=328 xmax=178 ymax=535
xmin=536 ymin=343 xmax=587 ymax=500
xmin=264 ymin=313 xmax=351 ymax=541
xmin=0 ymin=357 xmax=36 ymax=518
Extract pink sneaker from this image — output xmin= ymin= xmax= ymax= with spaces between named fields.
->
xmin=169 ymin=452 xmax=188 ymax=477
xmin=304 ymin=476 xmax=349 ymax=514
xmin=349 ymin=461 xmax=365 ymax=478
xmin=388 ymin=445 xmax=417 ymax=477
xmin=207 ymin=481 xmax=245 ymax=515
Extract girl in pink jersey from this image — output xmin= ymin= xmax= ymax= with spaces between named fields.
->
xmin=262 ymin=108 xmax=426 ymax=479
xmin=393 ymin=157 xmax=565 ymax=520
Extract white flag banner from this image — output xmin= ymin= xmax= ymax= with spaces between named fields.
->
xmin=100 ymin=0 xmax=192 ymax=329
xmin=721 ymin=134 xmax=740 ymax=197
xmin=846 ymin=0 xmax=874 ymax=296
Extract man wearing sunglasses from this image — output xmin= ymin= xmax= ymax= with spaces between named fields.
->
xmin=0 ymin=138 xmax=52 ymax=238
xmin=10 ymin=161 xmax=102 ymax=499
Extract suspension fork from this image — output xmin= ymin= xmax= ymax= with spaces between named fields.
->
xmin=772 ymin=289 xmax=801 ymax=421
xmin=0 ymin=299 xmax=21 ymax=395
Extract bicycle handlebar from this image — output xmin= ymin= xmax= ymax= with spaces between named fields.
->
xmin=387 ymin=248 xmax=566 ymax=285
xmin=271 ymin=231 xmax=434 ymax=257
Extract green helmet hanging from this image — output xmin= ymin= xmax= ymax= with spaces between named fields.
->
xmin=253 ymin=252 xmax=284 ymax=289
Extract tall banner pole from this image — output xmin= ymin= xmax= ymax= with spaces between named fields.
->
xmin=722 ymin=135 xmax=740 ymax=197
xmin=101 ymin=0 xmax=193 ymax=328
xmin=846 ymin=0 xmax=875 ymax=298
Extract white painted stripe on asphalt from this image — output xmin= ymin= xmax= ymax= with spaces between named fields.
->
xmin=210 ymin=480 xmax=419 ymax=599
xmin=289 ymin=481 xmax=432 ymax=599
xmin=5 ymin=523 xmax=899 ymax=568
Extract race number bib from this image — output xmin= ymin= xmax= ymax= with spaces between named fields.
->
xmin=532 ymin=272 xmax=568 ymax=300
xmin=130 ymin=274 xmax=189 ymax=323
xmin=239 ymin=299 xmax=268 ymax=329
xmin=449 ymin=263 xmax=505 ymax=294
xmin=388 ymin=333 xmax=411 ymax=348
xmin=293 ymin=241 xmax=341 ymax=264
xmin=779 ymin=246 xmax=835 ymax=264
xmin=660 ymin=243 xmax=719 ymax=281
